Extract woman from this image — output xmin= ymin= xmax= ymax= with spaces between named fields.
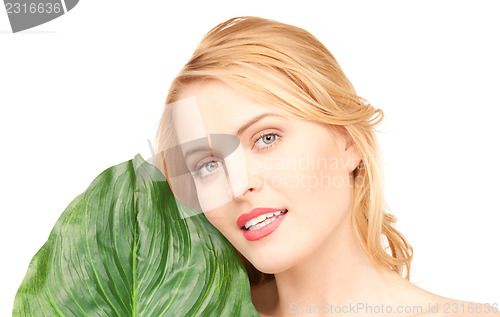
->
xmin=153 ymin=16 xmax=498 ymax=316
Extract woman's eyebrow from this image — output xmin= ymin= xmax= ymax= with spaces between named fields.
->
xmin=181 ymin=114 xmax=287 ymax=161
xmin=235 ymin=113 xmax=287 ymax=137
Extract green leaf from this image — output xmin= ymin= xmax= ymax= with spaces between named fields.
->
xmin=13 ymin=154 xmax=259 ymax=317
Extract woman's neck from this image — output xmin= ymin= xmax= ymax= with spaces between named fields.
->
xmin=254 ymin=213 xmax=425 ymax=317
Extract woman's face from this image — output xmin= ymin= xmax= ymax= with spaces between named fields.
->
xmin=174 ymin=80 xmax=361 ymax=274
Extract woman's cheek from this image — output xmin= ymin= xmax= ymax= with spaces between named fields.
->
xmin=203 ymin=207 xmax=231 ymax=235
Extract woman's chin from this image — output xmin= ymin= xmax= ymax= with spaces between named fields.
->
xmin=248 ymin=256 xmax=293 ymax=275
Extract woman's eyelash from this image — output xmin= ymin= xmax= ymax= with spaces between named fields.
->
xmin=252 ymin=131 xmax=282 ymax=151
xmin=192 ymin=158 xmax=223 ymax=180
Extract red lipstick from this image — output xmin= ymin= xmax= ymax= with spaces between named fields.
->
xmin=237 ymin=207 xmax=288 ymax=241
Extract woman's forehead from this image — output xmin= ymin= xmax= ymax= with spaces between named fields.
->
xmin=173 ymin=80 xmax=293 ymax=136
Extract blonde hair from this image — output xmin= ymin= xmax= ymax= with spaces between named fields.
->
xmin=153 ymin=16 xmax=413 ymax=287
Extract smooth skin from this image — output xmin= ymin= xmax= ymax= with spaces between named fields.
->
xmin=174 ymin=80 xmax=499 ymax=317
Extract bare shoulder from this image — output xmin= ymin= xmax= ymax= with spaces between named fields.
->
xmin=415 ymin=296 xmax=500 ymax=317
xmin=380 ymin=270 xmax=499 ymax=317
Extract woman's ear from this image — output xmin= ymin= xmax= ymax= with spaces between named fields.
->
xmin=345 ymin=141 xmax=362 ymax=173
xmin=335 ymin=126 xmax=362 ymax=173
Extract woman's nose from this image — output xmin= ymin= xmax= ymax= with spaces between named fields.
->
xmin=234 ymin=151 xmax=265 ymax=199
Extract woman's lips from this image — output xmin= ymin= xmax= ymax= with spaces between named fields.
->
xmin=237 ymin=208 xmax=288 ymax=241
xmin=237 ymin=207 xmax=285 ymax=228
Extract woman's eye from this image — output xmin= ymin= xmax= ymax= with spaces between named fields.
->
xmin=194 ymin=160 xmax=223 ymax=179
xmin=254 ymin=133 xmax=279 ymax=149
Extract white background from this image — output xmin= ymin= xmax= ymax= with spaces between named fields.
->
xmin=1 ymin=1 xmax=499 ymax=315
